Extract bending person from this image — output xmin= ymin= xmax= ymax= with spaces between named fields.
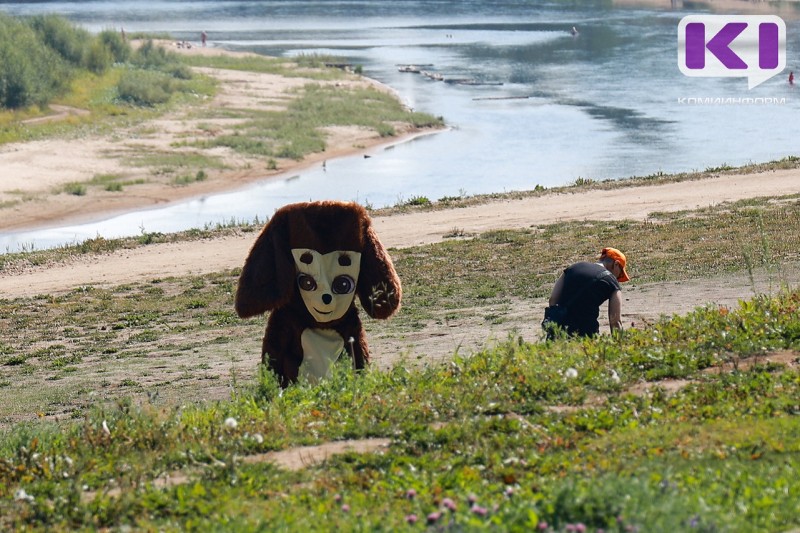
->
xmin=546 ymin=247 xmax=630 ymax=338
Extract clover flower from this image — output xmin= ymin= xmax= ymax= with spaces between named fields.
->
xmin=470 ymin=504 xmax=488 ymax=517
xmin=442 ymin=497 xmax=457 ymax=512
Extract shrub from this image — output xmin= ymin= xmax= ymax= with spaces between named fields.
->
xmin=404 ymin=195 xmax=431 ymax=206
xmin=62 ymin=182 xmax=87 ymax=196
xmin=27 ymin=14 xmax=90 ymax=66
xmin=133 ymin=40 xmax=179 ymax=71
xmin=0 ymin=13 xmax=70 ymax=108
xmin=84 ymin=39 xmax=113 ymax=74
xmin=98 ymin=29 xmax=131 ymax=63
xmin=117 ymin=69 xmax=175 ymax=106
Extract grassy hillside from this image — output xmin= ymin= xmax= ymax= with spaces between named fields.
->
xmin=0 ymin=190 xmax=798 ymax=531
xmin=0 ymin=290 xmax=798 ymax=531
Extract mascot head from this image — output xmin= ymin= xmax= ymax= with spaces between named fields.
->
xmin=235 ymin=201 xmax=401 ymax=324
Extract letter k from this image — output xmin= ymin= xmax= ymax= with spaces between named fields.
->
xmin=685 ymin=22 xmax=748 ymax=69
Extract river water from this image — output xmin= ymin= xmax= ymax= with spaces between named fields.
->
xmin=1 ymin=1 xmax=799 ymax=251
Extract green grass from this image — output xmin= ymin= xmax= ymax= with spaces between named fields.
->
xmin=0 ymin=288 xmax=798 ymax=530
xmin=179 ymin=52 xmax=349 ymax=81
xmin=191 ymin=82 xmax=443 ymax=160
xmin=123 ymin=150 xmax=225 ymax=177
xmin=0 ymin=51 xmax=799 ymax=526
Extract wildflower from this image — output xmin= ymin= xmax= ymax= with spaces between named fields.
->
xmin=610 ymin=369 xmax=621 ymax=383
xmin=470 ymin=504 xmax=488 ymax=517
xmin=565 ymin=367 xmax=578 ymax=379
xmin=341 ymin=504 xmax=350 ymax=513
xmin=537 ymin=522 xmax=549 ymax=530
xmin=223 ymin=417 xmax=238 ymax=429
xmin=334 ymin=493 xmax=342 ymax=502
xmin=576 ymin=524 xmax=587 ymax=533
xmin=405 ymin=514 xmax=418 ymax=525
xmin=504 ymin=486 xmax=515 ymax=497
xmin=468 ymin=493 xmax=478 ymax=504
xmin=442 ymin=497 xmax=457 ymax=512
xmin=405 ymin=488 xmax=417 ymax=500
xmin=253 ymin=433 xmax=264 ymax=444
xmin=14 ymin=489 xmax=34 ymax=503
xmin=427 ymin=511 xmax=442 ymax=524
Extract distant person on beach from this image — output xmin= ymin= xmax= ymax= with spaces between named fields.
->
xmin=543 ymin=247 xmax=629 ymax=339
xmin=790 ymin=71 xmax=794 ymax=85
xmin=201 ymin=30 xmax=207 ymax=47
xmin=571 ymin=26 xmax=579 ymax=36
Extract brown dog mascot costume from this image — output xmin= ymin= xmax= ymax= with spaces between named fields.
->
xmin=235 ymin=201 xmax=402 ymax=387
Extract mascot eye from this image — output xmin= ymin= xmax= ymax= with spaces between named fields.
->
xmin=332 ymin=275 xmax=355 ymax=295
xmin=297 ymin=274 xmax=317 ymax=292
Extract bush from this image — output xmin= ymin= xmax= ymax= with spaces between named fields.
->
xmin=98 ymin=29 xmax=131 ymax=63
xmin=27 ymin=14 xmax=90 ymax=66
xmin=0 ymin=14 xmax=70 ymax=108
xmin=117 ymin=69 xmax=175 ymax=106
xmin=131 ymin=40 xmax=192 ymax=81
xmin=84 ymin=39 xmax=113 ymax=74
xmin=133 ymin=40 xmax=173 ymax=69
xmin=0 ymin=13 xmax=128 ymax=108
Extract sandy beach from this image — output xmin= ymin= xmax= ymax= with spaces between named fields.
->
xmin=0 ymin=42 xmax=429 ymax=231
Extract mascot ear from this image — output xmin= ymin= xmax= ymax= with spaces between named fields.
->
xmin=357 ymin=222 xmax=402 ymax=319
xmin=235 ymin=210 xmax=295 ymax=318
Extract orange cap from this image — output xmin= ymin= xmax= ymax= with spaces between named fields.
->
xmin=600 ymin=247 xmax=630 ymax=282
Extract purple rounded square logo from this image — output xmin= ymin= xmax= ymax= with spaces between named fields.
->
xmin=678 ymin=15 xmax=786 ymax=89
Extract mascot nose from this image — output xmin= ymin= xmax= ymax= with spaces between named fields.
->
xmin=322 ymin=293 xmax=333 ymax=305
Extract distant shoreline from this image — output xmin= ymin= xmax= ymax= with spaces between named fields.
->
xmin=0 ymin=41 xmax=442 ymax=234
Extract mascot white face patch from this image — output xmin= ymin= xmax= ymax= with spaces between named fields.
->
xmin=292 ymin=249 xmax=361 ymax=323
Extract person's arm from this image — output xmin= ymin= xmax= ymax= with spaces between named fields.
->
xmin=549 ymin=274 xmax=565 ymax=306
xmin=608 ymin=289 xmax=622 ymax=333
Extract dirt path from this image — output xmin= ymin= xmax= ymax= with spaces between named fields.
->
xmin=20 ymin=104 xmax=91 ymax=125
xmin=1 ymin=170 xmax=797 ymax=301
